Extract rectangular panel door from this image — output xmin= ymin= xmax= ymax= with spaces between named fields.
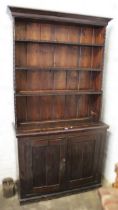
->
xmin=66 ymin=131 xmax=106 ymax=189
xmin=18 ymin=135 xmax=66 ymax=198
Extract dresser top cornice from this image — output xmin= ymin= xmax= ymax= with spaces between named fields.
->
xmin=9 ymin=6 xmax=112 ymax=26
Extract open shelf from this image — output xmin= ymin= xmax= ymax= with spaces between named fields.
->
xmin=16 ymin=70 xmax=102 ymax=93
xmin=15 ymin=43 xmax=104 ymax=69
xmin=16 ymin=90 xmax=102 ymax=96
xmin=15 ymin=66 xmax=102 ymax=71
xmin=15 ymin=21 xmax=106 ymax=45
xmin=15 ymin=39 xmax=104 ymax=47
xmin=15 ymin=14 xmax=105 ymax=127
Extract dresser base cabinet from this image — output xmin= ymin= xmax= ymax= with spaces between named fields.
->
xmin=18 ymin=128 xmax=107 ymax=204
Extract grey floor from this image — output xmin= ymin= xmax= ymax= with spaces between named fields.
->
xmin=0 ymin=189 xmax=102 ymax=210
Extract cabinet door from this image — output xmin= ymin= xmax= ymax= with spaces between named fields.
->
xmin=66 ymin=131 xmax=105 ymax=189
xmin=18 ymin=135 xmax=66 ymax=197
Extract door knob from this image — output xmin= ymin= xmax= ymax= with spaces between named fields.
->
xmin=62 ymin=158 xmax=66 ymax=163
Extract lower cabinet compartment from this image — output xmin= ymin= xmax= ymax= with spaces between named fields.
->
xmin=18 ymin=129 xmax=106 ymax=203
xmin=66 ymin=132 xmax=105 ymax=189
xmin=18 ymin=135 xmax=67 ymax=197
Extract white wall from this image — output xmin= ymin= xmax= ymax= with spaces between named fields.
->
xmin=0 ymin=0 xmax=117 ymax=184
xmin=102 ymin=4 xmax=118 ymax=182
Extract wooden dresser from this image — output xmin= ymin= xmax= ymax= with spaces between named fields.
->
xmin=9 ymin=7 xmax=111 ymax=203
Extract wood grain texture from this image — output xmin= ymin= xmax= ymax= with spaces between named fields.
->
xmin=66 ymin=71 xmax=78 ymax=90
xmin=92 ymin=47 xmax=103 ymax=68
xmin=53 ymin=96 xmax=65 ymax=120
xmin=77 ymin=95 xmax=90 ymax=118
xmin=18 ymin=129 xmax=107 ymax=201
xmin=79 ymin=47 xmax=92 ymax=68
xmin=15 ymin=43 xmax=27 ymax=66
xmin=18 ymin=136 xmax=66 ymax=195
xmin=67 ymin=132 xmax=102 ymax=189
xmin=27 ymin=44 xmax=54 ymax=67
xmin=80 ymin=26 xmax=93 ymax=44
xmin=78 ymin=72 xmax=91 ymax=90
xmin=53 ymin=71 xmax=66 ymax=90
xmin=65 ymin=95 xmax=77 ymax=119
xmin=27 ymin=22 xmax=41 ymax=40
xmin=54 ymin=45 xmax=78 ymax=68
xmin=15 ymin=18 xmax=105 ymax=127
xmin=10 ymin=7 xmax=110 ymax=203
xmin=9 ymin=6 xmax=111 ymax=26
xmin=93 ymin=27 xmax=105 ymax=44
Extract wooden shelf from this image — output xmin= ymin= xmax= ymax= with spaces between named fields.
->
xmin=20 ymin=117 xmax=92 ymax=125
xmin=15 ymin=39 xmax=104 ymax=47
xmin=16 ymin=120 xmax=109 ymax=137
xmin=15 ymin=66 xmax=102 ymax=72
xmin=16 ymin=90 xmax=102 ymax=96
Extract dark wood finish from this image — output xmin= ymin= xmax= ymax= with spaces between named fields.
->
xmin=16 ymin=121 xmax=108 ymax=137
xmin=18 ymin=135 xmax=66 ymax=196
xmin=9 ymin=6 xmax=111 ymax=26
xmin=16 ymin=90 xmax=102 ymax=95
xmin=15 ymin=39 xmax=104 ymax=47
xmin=18 ymin=129 xmax=107 ymax=203
xmin=67 ymin=131 xmax=104 ymax=188
xmin=9 ymin=6 xmax=111 ymax=203
xmin=16 ymin=67 xmax=102 ymax=71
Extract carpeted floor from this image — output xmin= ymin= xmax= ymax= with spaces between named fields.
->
xmin=0 ymin=189 xmax=102 ymax=210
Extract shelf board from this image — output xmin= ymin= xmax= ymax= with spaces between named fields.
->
xmin=15 ymin=39 xmax=104 ymax=47
xmin=20 ymin=117 xmax=92 ymax=125
xmin=17 ymin=118 xmax=93 ymax=133
xmin=16 ymin=90 xmax=102 ymax=96
xmin=15 ymin=66 xmax=102 ymax=72
xmin=16 ymin=121 xmax=109 ymax=137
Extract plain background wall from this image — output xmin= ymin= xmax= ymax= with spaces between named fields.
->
xmin=0 ymin=0 xmax=118 ymax=184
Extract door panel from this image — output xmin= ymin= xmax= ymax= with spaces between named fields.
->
xmin=18 ymin=131 xmax=106 ymax=198
xmin=46 ymin=143 xmax=61 ymax=185
xmin=18 ymin=136 xmax=66 ymax=196
xmin=32 ymin=145 xmax=46 ymax=187
xmin=66 ymin=132 xmax=104 ymax=189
